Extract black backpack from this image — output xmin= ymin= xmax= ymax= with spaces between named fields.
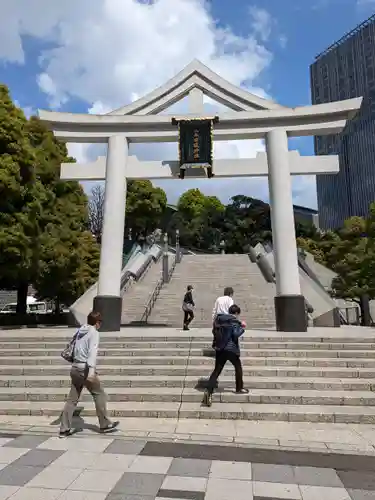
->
xmin=213 ymin=318 xmax=231 ymax=351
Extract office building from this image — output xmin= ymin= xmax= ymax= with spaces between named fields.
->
xmin=310 ymin=14 xmax=375 ymax=229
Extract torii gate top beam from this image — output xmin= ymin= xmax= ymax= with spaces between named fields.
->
xmin=39 ymin=98 xmax=362 ymax=143
xmin=38 ymin=59 xmax=362 ymax=143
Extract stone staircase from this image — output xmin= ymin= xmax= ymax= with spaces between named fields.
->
xmin=121 ymin=257 xmax=166 ymax=324
xmin=1 ymin=328 xmax=375 ymax=423
xmin=149 ymin=254 xmax=276 ymax=329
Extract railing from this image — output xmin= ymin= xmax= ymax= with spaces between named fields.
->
xmin=141 ymin=255 xmax=177 ymax=323
xmin=141 ymin=278 xmax=164 ymax=323
xmin=137 ymin=255 xmax=157 ymax=283
xmin=339 ymin=305 xmax=361 ymax=325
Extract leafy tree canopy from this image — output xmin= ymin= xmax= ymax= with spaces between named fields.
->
xmin=0 ymin=86 xmax=99 ymax=312
xmin=126 ymin=180 xmax=167 ymax=240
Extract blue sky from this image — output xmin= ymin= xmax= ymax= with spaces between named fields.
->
xmin=0 ymin=0 xmax=373 ymax=208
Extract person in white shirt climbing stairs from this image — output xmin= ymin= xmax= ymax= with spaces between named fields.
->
xmin=212 ymin=287 xmax=234 ymax=348
xmin=59 ymin=311 xmax=119 ymax=437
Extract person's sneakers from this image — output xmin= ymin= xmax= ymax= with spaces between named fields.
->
xmin=236 ymin=388 xmax=249 ymax=394
xmin=100 ymin=421 xmax=120 ymax=434
xmin=183 ymin=325 xmax=189 ymax=331
xmin=59 ymin=429 xmax=75 ymax=438
xmin=202 ymin=391 xmax=212 ymax=407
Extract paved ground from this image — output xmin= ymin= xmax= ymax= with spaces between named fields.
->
xmin=0 ymin=429 xmax=375 ymax=499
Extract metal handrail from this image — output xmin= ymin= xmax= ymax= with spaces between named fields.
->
xmin=339 ymin=305 xmax=361 ymax=325
xmin=168 ymin=255 xmax=177 ymax=280
xmin=141 ymin=278 xmax=164 ymax=323
xmin=137 ymin=257 xmax=154 ymax=283
xmin=141 ymin=255 xmax=177 ymax=323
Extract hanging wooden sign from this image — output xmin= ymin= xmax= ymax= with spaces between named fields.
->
xmin=172 ymin=117 xmax=218 ymax=179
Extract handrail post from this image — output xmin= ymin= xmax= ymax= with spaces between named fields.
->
xmin=176 ymin=229 xmax=181 ymax=263
xmin=162 ymin=233 xmax=169 ymax=283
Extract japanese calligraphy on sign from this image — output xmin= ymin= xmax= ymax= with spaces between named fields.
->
xmin=172 ymin=117 xmax=217 ymax=179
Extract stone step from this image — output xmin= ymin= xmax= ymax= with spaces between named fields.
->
xmin=0 ymin=348 xmax=375 ymax=366
xmin=1 ymin=387 xmax=375 ymax=406
xmin=3 ymin=343 xmax=375 ymax=356
xmin=2 ymin=375 xmax=374 ymax=390
xmin=0 ymin=364 xmax=373 ymax=378
xmin=9 ymin=339 xmax=375 ymax=348
xmin=0 ymin=400 xmax=374 ymax=423
xmin=149 ymin=255 xmax=276 ymax=328
xmin=0 ymin=355 xmax=374 ymax=369
xmin=1 ymin=335 xmax=374 ymax=344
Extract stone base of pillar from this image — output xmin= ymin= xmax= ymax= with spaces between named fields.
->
xmin=93 ymin=295 xmax=122 ymax=332
xmin=274 ymin=295 xmax=307 ymax=332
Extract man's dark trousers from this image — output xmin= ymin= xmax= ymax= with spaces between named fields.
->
xmin=206 ymin=350 xmax=243 ymax=394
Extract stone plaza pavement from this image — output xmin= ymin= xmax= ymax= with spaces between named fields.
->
xmin=0 ymin=415 xmax=374 ymax=499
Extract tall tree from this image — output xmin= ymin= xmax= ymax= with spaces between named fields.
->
xmin=223 ymin=196 xmax=271 ymax=252
xmin=173 ymin=189 xmax=224 ymax=250
xmin=299 ymin=206 xmax=375 ymax=324
xmin=26 ymin=116 xmax=99 ymax=309
xmin=327 ymin=213 xmax=375 ymax=323
xmin=0 ymin=85 xmax=42 ymax=313
xmin=88 ymin=184 xmax=105 ymax=243
xmin=126 ymin=180 xmax=167 ymax=240
xmin=177 ymin=188 xmax=223 ymax=220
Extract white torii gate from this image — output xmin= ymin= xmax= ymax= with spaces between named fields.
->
xmin=38 ymin=59 xmax=362 ymax=332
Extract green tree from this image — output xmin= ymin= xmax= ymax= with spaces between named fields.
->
xmin=223 ymin=196 xmax=271 ymax=252
xmin=26 ymin=116 xmax=99 ymax=309
xmin=295 ymin=221 xmax=320 ymax=240
xmin=0 ymin=92 xmax=99 ymax=314
xmin=327 ymin=213 xmax=375 ymax=323
xmin=177 ymin=188 xmax=224 ymax=219
xmin=177 ymin=188 xmax=207 ymax=220
xmin=35 ymin=230 xmax=99 ymax=310
xmin=298 ymin=206 xmax=375 ymax=323
xmin=297 ymin=230 xmax=339 ymax=266
xmin=126 ymin=180 xmax=167 ymax=240
xmin=173 ymin=189 xmax=224 ymax=250
xmin=0 ymin=85 xmax=43 ymax=313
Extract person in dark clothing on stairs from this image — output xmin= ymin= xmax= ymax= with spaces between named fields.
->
xmin=182 ymin=285 xmax=195 ymax=331
xmin=202 ymin=304 xmax=248 ymax=407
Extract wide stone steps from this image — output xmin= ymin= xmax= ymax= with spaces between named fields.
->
xmin=1 ymin=374 xmax=374 ymax=390
xmin=149 ymin=254 xmax=276 ymax=328
xmin=1 ymin=400 xmax=375 ymax=423
xmin=1 ymin=330 xmax=375 ymax=423
xmin=0 ymin=363 xmax=374 ymax=378
xmin=1 ymin=355 xmax=375 ymax=368
xmin=1 ymin=387 xmax=375 ymax=406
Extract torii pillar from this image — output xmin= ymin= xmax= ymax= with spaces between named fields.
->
xmin=93 ymin=135 xmax=128 ymax=331
xmin=266 ymin=129 xmax=306 ymax=331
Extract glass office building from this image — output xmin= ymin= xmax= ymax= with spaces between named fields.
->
xmin=310 ymin=14 xmax=375 ymax=229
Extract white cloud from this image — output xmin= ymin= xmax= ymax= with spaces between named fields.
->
xmin=37 ymin=73 xmax=68 ymax=109
xmin=249 ymin=6 xmax=273 ymax=42
xmin=0 ymin=0 xmax=315 ymax=207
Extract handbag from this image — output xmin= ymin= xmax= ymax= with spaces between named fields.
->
xmin=61 ymin=330 xmax=81 ymax=363
xmin=182 ymin=302 xmax=194 ymax=312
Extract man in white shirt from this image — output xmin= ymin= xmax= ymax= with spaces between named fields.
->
xmin=212 ymin=287 xmax=234 ymax=348
xmin=59 ymin=311 xmax=119 ymax=437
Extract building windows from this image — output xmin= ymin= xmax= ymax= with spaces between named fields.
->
xmin=311 ymin=15 xmax=375 ymax=229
